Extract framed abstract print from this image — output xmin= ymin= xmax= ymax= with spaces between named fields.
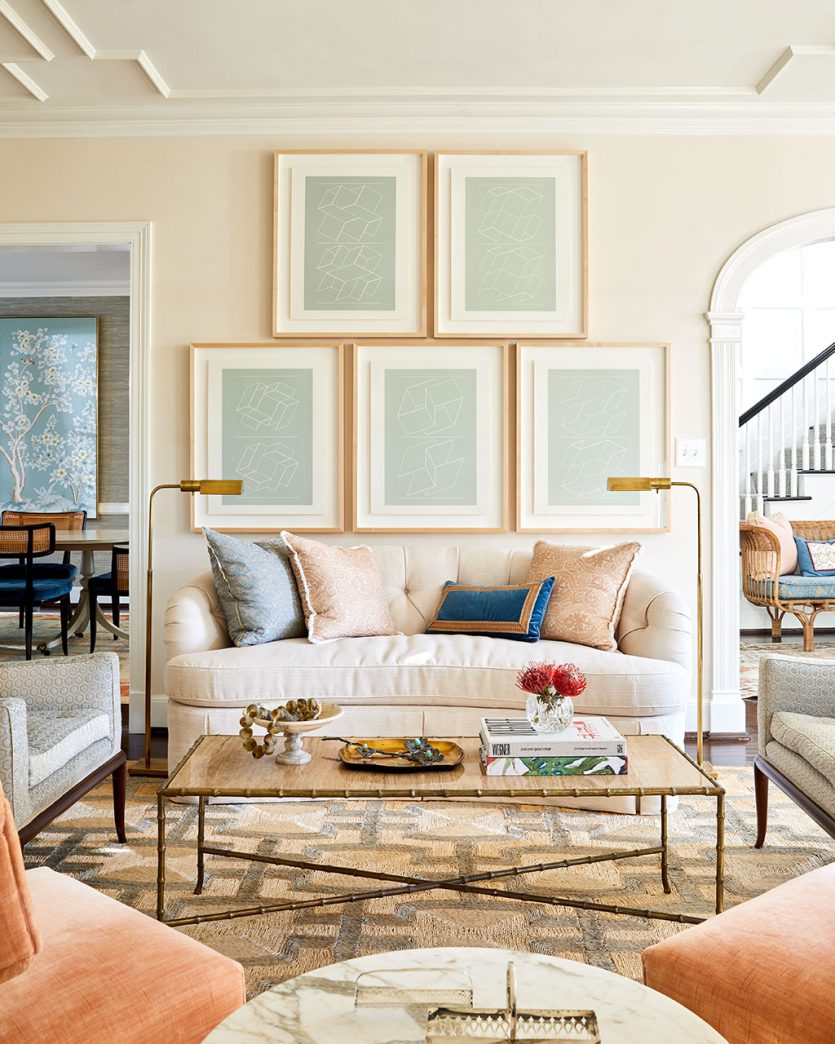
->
xmin=0 ymin=316 xmax=98 ymax=516
xmin=354 ymin=342 xmax=508 ymax=532
xmin=435 ymin=152 xmax=587 ymax=338
xmin=273 ymin=151 xmax=427 ymax=336
xmin=191 ymin=342 xmax=344 ymax=532
xmin=436 ymin=151 xmax=588 ymax=336
xmin=517 ymin=343 xmax=669 ymax=532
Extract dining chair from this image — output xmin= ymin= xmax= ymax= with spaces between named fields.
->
xmin=0 ymin=525 xmax=75 ymax=659
xmin=88 ymin=543 xmax=129 ymax=652
xmin=1 ymin=511 xmax=86 ymax=629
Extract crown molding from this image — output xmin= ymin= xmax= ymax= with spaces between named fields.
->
xmin=4 ymin=96 xmax=835 ymax=137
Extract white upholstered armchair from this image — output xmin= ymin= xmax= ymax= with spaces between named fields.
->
xmin=0 ymin=653 xmax=125 ymax=844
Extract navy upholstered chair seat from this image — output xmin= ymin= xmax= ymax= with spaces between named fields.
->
xmin=89 ymin=543 xmax=129 ymax=653
xmin=0 ymin=563 xmax=78 ymax=581
xmin=0 ymin=577 xmax=76 ymax=604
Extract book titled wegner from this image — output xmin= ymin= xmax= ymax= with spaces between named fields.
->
xmin=480 ymin=716 xmax=627 ymax=759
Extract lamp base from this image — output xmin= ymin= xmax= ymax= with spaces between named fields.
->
xmin=128 ymin=756 xmax=169 ymax=778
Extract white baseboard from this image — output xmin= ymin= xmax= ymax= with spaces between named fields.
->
xmin=684 ymin=690 xmax=747 ymax=736
xmin=128 ymin=692 xmax=168 ymax=733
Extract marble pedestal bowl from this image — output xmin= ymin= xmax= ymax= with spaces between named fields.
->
xmin=255 ymin=703 xmax=343 ymax=766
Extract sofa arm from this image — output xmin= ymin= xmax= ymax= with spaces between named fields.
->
xmin=616 ymin=570 xmax=691 ymax=672
xmin=164 ymin=570 xmax=231 ymax=662
xmin=0 ymin=655 xmax=121 ymax=756
xmin=0 ymin=698 xmax=29 ymax=825
xmin=758 ymin=655 xmax=835 ymax=754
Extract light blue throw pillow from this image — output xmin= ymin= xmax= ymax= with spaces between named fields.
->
xmin=204 ymin=529 xmax=306 ymax=647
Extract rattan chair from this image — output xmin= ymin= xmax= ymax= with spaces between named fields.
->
xmin=0 ymin=524 xmax=75 ymax=659
xmin=1 ymin=510 xmax=85 ymax=629
xmin=740 ymin=520 xmax=835 ymax=651
xmin=88 ymin=543 xmax=128 ymax=652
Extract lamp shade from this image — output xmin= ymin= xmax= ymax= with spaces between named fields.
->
xmin=607 ymin=476 xmax=672 ymax=492
xmin=179 ymin=479 xmax=244 ymax=495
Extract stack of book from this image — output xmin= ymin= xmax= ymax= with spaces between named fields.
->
xmin=479 ymin=716 xmax=628 ymax=776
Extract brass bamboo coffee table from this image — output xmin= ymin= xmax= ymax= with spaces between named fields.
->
xmin=156 ymin=734 xmax=725 ymax=928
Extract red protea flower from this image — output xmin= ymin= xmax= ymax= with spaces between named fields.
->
xmin=550 ymin=663 xmax=587 ymax=699
xmin=516 ymin=662 xmax=557 ymax=696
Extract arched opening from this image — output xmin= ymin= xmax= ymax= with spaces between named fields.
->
xmin=708 ymin=208 xmax=835 ymax=730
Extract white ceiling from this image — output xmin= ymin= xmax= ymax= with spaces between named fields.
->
xmin=1 ymin=0 xmax=835 ymax=134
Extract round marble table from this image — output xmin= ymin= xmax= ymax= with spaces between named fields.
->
xmin=205 ymin=947 xmax=727 ymax=1043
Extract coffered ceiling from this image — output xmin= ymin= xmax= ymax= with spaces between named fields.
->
xmin=1 ymin=0 xmax=835 ymax=135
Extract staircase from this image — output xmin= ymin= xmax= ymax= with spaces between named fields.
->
xmin=739 ymin=341 xmax=835 ymax=519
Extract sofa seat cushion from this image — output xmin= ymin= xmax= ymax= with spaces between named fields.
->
xmin=166 ymin=633 xmax=687 ymax=717
xmin=771 ymin=711 xmax=835 ymax=781
xmin=642 ymin=862 xmax=835 ymax=1044
xmin=0 ymin=867 xmax=245 ymax=1043
xmin=27 ymin=709 xmax=110 ymax=788
xmin=765 ymin=739 xmax=835 ymax=818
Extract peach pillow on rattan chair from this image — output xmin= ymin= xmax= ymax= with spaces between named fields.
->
xmin=0 ymin=783 xmax=41 ymax=984
xmin=281 ymin=531 xmax=398 ymax=643
xmin=746 ymin=512 xmax=798 ymax=575
xmin=527 ymin=540 xmax=642 ymax=652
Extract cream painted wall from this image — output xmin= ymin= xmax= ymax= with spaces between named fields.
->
xmin=3 ymin=133 xmax=835 ymax=727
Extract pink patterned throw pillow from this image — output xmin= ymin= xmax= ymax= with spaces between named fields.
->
xmin=745 ymin=512 xmax=797 ymax=576
xmin=281 ymin=531 xmax=397 ymax=643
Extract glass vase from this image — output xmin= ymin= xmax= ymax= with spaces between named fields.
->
xmin=525 ymin=692 xmax=574 ymax=734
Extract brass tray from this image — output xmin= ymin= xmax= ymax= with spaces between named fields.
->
xmin=338 ymin=738 xmax=465 ymax=771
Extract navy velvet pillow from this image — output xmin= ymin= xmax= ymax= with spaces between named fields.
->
xmin=426 ymin=578 xmax=555 ymax=642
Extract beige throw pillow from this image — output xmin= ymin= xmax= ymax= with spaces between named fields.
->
xmin=527 ymin=540 xmax=642 ymax=651
xmin=281 ymin=531 xmax=397 ymax=643
xmin=746 ymin=511 xmax=798 ymax=576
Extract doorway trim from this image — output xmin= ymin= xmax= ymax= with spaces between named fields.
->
xmin=0 ymin=221 xmax=151 ymax=730
xmin=707 ymin=207 xmax=835 ymax=731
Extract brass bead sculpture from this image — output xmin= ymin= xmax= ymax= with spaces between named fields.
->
xmin=240 ymin=699 xmax=322 ymax=760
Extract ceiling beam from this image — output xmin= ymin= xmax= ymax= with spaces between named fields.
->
xmin=0 ymin=0 xmax=54 ymax=61
xmin=1 ymin=61 xmax=48 ymax=100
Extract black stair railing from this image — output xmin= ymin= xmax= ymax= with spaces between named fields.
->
xmin=740 ymin=340 xmax=835 ymax=428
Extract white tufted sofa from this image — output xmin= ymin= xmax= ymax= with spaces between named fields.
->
xmin=164 ymin=545 xmax=692 ymax=811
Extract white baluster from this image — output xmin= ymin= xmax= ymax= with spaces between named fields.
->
xmin=766 ymin=403 xmax=775 ymax=497
xmin=813 ymin=372 xmax=823 ymax=470
xmin=778 ymin=395 xmax=787 ymax=497
xmin=757 ymin=411 xmax=765 ymax=504
xmin=802 ymin=375 xmax=811 ymax=471
xmin=827 ymin=358 xmax=833 ymax=471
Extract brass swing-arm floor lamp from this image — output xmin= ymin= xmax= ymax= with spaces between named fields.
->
xmin=128 ymin=479 xmax=243 ymax=778
xmin=606 ymin=476 xmax=707 ymax=768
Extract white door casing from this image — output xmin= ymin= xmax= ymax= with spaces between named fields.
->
xmin=707 ymin=207 xmax=835 ymax=733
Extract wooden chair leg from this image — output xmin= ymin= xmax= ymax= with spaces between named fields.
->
xmin=24 ymin=603 xmax=33 ymax=660
xmin=89 ymin=589 xmax=98 ymax=653
xmin=799 ymin=612 xmax=815 ymax=652
xmin=112 ymin=757 xmax=127 ymax=844
xmin=112 ymin=591 xmax=119 ymax=630
xmin=18 ymin=606 xmax=23 ymax=629
xmin=60 ymin=596 xmax=69 ymax=656
xmin=769 ymin=611 xmax=784 ymax=643
xmin=754 ymin=760 xmax=769 ymax=848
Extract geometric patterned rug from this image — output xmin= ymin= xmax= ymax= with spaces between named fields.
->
xmin=22 ymin=769 xmax=832 ymax=999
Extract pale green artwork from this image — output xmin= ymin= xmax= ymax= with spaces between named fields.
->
xmin=221 ymin=368 xmax=313 ymax=506
xmin=303 ymin=175 xmax=397 ymax=311
xmin=384 ymin=369 xmax=478 ymax=506
xmin=548 ymin=369 xmax=640 ymax=507
xmin=464 ymin=176 xmax=557 ymax=312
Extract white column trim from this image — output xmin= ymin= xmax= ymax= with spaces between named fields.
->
xmin=708 ymin=206 xmax=835 ymax=734
xmin=0 ymin=221 xmax=151 ymax=732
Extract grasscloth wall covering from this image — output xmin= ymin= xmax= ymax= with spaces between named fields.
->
xmin=3 ymin=134 xmax=835 ymax=715
xmin=0 ymin=296 xmax=129 ymax=528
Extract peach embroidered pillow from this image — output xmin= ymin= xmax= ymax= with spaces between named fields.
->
xmin=281 ymin=531 xmax=397 ymax=643
xmin=746 ymin=512 xmax=797 ymax=576
xmin=527 ymin=540 xmax=642 ymax=651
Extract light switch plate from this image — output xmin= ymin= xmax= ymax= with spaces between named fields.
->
xmin=675 ymin=438 xmax=706 ymax=467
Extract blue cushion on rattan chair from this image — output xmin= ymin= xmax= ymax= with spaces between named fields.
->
xmin=0 ymin=578 xmax=75 ymax=604
xmin=88 ymin=571 xmax=112 ymax=593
